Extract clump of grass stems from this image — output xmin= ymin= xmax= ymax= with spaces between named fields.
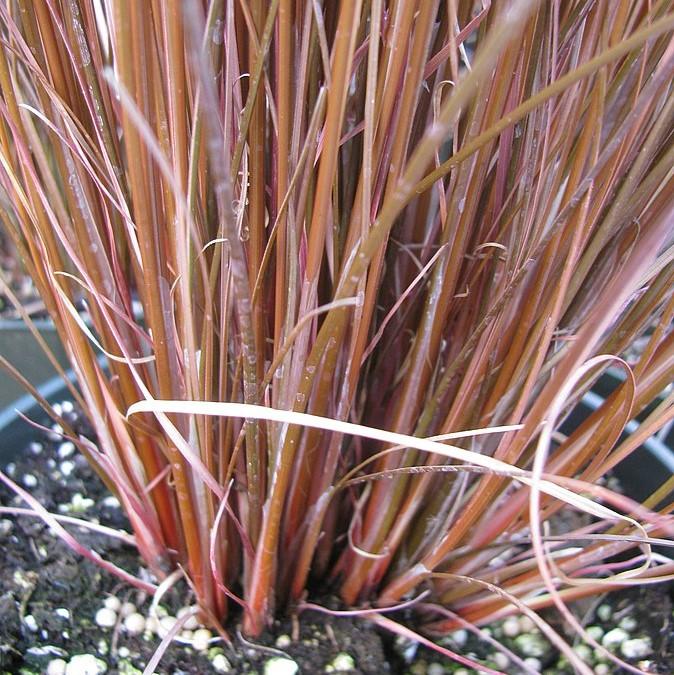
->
xmin=0 ymin=0 xmax=673 ymax=668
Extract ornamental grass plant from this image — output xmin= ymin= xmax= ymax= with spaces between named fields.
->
xmin=0 ymin=0 xmax=673 ymax=670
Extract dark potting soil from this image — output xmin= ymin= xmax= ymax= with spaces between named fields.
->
xmin=0 ymin=409 xmax=388 ymax=674
xmin=1 ymin=402 xmax=674 ymax=674
xmin=591 ymin=584 xmax=674 ymax=674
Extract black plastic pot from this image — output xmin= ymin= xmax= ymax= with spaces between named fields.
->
xmin=0 ymin=319 xmax=70 ymax=410
xmin=1 ymin=368 xmax=672 ymax=493
xmin=561 ymin=369 xmax=674 ymax=503
xmin=0 ymin=370 xmax=80 ymax=460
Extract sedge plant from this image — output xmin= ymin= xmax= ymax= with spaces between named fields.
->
xmin=0 ymin=0 xmax=673 ymax=669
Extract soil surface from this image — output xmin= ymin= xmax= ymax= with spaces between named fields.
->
xmin=592 ymin=584 xmax=674 ymax=674
xmin=0 ymin=407 xmax=388 ymax=674
xmin=1 ymin=402 xmax=673 ymax=674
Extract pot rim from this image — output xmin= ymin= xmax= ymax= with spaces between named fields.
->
xmin=0 ymin=367 xmax=672 ymax=469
